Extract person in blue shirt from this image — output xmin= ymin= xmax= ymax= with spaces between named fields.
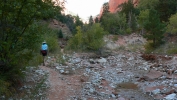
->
xmin=41 ymin=41 xmax=48 ymax=56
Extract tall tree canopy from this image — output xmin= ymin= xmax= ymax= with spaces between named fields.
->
xmin=0 ymin=0 xmax=63 ymax=96
xmin=99 ymin=2 xmax=109 ymax=23
xmin=89 ymin=16 xmax=94 ymax=25
xmin=166 ymin=13 xmax=177 ymax=35
xmin=143 ymin=9 xmax=166 ymax=47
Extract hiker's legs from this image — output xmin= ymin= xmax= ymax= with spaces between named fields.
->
xmin=43 ymin=56 xmax=45 ymax=66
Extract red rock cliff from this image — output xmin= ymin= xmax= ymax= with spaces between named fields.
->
xmin=98 ymin=0 xmax=138 ymax=19
xmin=109 ymin=0 xmax=139 ymax=13
xmin=109 ymin=0 xmax=127 ymax=13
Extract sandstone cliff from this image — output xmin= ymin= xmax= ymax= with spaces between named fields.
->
xmin=99 ymin=0 xmax=139 ymax=18
xmin=109 ymin=0 xmax=139 ymax=13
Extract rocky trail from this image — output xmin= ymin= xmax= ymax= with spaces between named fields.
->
xmin=8 ymin=34 xmax=177 ymax=100
xmin=38 ymin=51 xmax=177 ymax=100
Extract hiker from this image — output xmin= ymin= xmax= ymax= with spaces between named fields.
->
xmin=41 ymin=41 xmax=48 ymax=56
xmin=41 ymin=41 xmax=48 ymax=66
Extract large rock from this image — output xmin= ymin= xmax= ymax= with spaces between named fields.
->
xmin=144 ymin=70 xmax=163 ymax=80
xmin=164 ymin=93 xmax=177 ymax=100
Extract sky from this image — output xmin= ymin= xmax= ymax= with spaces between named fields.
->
xmin=65 ymin=0 xmax=109 ymax=21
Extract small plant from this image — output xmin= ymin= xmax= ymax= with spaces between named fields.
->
xmin=118 ymin=45 xmax=126 ymax=51
xmin=66 ymin=24 xmax=107 ymax=51
xmin=144 ymin=41 xmax=156 ymax=53
xmin=58 ymin=29 xmax=63 ymax=38
xmin=167 ymin=47 xmax=177 ymax=54
xmin=112 ymin=35 xmax=118 ymax=42
xmin=127 ymin=44 xmax=144 ymax=52
xmin=126 ymin=28 xmax=132 ymax=34
xmin=56 ymin=54 xmax=68 ymax=66
xmin=0 ymin=80 xmax=12 ymax=98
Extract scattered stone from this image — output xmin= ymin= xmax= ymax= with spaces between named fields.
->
xmin=117 ymin=97 xmax=126 ymax=100
xmin=97 ymin=58 xmax=107 ymax=63
xmin=152 ymin=89 xmax=160 ymax=95
xmin=164 ymin=93 xmax=177 ymax=100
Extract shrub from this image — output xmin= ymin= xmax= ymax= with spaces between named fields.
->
xmin=58 ymin=29 xmax=63 ymax=38
xmin=126 ymin=28 xmax=132 ymax=34
xmin=29 ymin=23 xmax=60 ymax=66
xmin=144 ymin=41 xmax=156 ymax=53
xmin=167 ymin=46 xmax=177 ymax=54
xmin=66 ymin=23 xmax=107 ymax=51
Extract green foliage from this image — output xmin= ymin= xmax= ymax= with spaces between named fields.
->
xmin=119 ymin=0 xmax=139 ymax=16
xmin=118 ymin=0 xmax=139 ymax=31
xmin=57 ymin=14 xmax=76 ymax=34
xmin=89 ymin=16 xmax=94 ymax=25
xmin=99 ymin=2 xmax=110 ymax=23
xmin=144 ymin=41 xmax=156 ymax=53
xmin=66 ymin=23 xmax=107 ymax=51
xmin=74 ymin=15 xmax=84 ymax=28
xmin=67 ymin=26 xmax=83 ymax=50
xmin=166 ymin=13 xmax=177 ymax=34
xmin=137 ymin=0 xmax=177 ymax=22
xmin=0 ymin=79 xmax=12 ymax=97
xmin=41 ymin=25 xmax=60 ymax=54
xmin=0 ymin=0 xmax=63 ymax=97
xmin=137 ymin=0 xmax=159 ymax=10
xmin=95 ymin=17 xmax=99 ymax=23
xmin=84 ymin=24 xmax=107 ymax=50
xmin=101 ymin=13 xmax=127 ymax=34
xmin=167 ymin=47 xmax=177 ymax=54
xmin=155 ymin=0 xmax=177 ymax=22
xmin=137 ymin=9 xmax=149 ymax=34
xmin=58 ymin=29 xmax=63 ymax=38
xmin=143 ymin=9 xmax=166 ymax=47
xmin=112 ymin=35 xmax=118 ymax=42
xmin=125 ymin=28 xmax=132 ymax=34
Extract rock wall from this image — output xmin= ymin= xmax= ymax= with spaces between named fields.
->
xmin=109 ymin=0 xmax=127 ymax=13
xmin=109 ymin=0 xmax=139 ymax=13
xmin=98 ymin=0 xmax=138 ymax=19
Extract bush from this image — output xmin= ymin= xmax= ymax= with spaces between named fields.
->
xmin=144 ymin=41 xmax=156 ymax=53
xmin=0 ymin=79 xmax=12 ymax=98
xmin=29 ymin=23 xmax=60 ymax=66
xmin=66 ymin=23 xmax=107 ymax=51
xmin=126 ymin=28 xmax=132 ymax=34
xmin=58 ymin=29 xmax=63 ymax=38
xmin=167 ymin=46 xmax=177 ymax=54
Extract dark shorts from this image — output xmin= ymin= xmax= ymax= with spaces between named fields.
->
xmin=41 ymin=50 xmax=47 ymax=56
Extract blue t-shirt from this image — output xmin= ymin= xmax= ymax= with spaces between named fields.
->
xmin=41 ymin=44 xmax=48 ymax=50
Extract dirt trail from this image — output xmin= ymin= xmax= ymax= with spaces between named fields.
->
xmin=40 ymin=66 xmax=83 ymax=100
xmin=38 ymin=34 xmax=177 ymax=100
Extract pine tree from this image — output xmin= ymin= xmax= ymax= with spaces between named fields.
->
xmin=144 ymin=9 xmax=166 ymax=47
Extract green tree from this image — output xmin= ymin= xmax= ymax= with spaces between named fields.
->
xmin=118 ymin=0 xmax=138 ymax=31
xmin=57 ymin=14 xmax=76 ymax=34
xmin=75 ymin=15 xmax=83 ymax=27
xmin=137 ymin=0 xmax=159 ymax=10
xmin=101 ymin=13 xmax=127 ymax=34
xmin=89 ymin=16 xmax=94 ymax=25
xmin=67 ymin=26 xmax=83 ymax=50
xmin=143 ymin=9 xmax=166 ymax=47
xmin=166 ymin=13 xmax=177 ymax=34
xmin=84 ymin=23 xmax=107 ymax=50
xmin=137 ymin=9 xmax=149 ymax=34
xmin=155 ymin=0 xmax=177 ymax=22
xmin=99 ymin=2 xmax=110 ymax=23
xmin=95 ymin=17 xmax=99 ymax=23
xmin=67 ymin=23 xmax=107 ymax=51
xmin=58 ymin=29 xmax=63 ymax=38
xmin=0 ymin=0 xmax=62 ymax=96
